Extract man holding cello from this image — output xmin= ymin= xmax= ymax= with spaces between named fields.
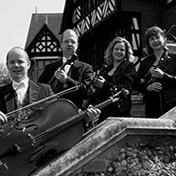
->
xmin=0 ymin=46 xmax=100 ymax=175
xmin=0 ymin=46 xmax=100 ymax=124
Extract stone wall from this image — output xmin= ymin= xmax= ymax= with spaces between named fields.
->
xmin=131 ymin=91 xmax=145 ymax=118
xmin=32 ymin=115 xmax=176 ymax=176
xmin=71 ymin=135 xmax=176 ymax=176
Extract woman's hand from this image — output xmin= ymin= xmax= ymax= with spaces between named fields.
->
xmin=147 ymin=82 xmax=162 ymax=92
xmin=150 ymin=67 xmax=164 ymax=79
xmin=0 ymin=111 xmax=8 ymax=125
xmin=93 ymin=76 xmax=105 ymax=89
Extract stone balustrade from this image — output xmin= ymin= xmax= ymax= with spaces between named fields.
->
xmin=32 ymin=108 xmax=176 ymax=176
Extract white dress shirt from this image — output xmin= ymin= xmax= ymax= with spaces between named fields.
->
xmin=62 ymin=56 xmax=71 ymax=74
xmin=12 ymin=77 xmax=29 ymax=104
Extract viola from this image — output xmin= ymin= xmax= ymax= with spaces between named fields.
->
xmin=48 ymin=54 xmax=78 ymax=90
xmin=0 ymin=88 xmax=127 ymax=176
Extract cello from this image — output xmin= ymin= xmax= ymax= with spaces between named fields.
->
xmin=0 ymin=88 xmax=127 ymax=176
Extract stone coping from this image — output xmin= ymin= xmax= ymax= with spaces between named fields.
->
xmin=160 ymin=106 xmax=176 ymax=120
xmin=32 ymin=117 xmax=176 ymax=176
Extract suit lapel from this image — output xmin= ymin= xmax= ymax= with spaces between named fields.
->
xmin=4 ymin=84 xmax=17 ymax=113
xmin=28 ymin=80 xmax=40 ymax=104
xmin=70 ymin=60 xmax=79 ymax=80
xmin=4 ymin=81 xmax=40 ymax=113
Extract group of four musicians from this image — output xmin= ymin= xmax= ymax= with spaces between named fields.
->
xmin=1 ymin=26 xmax=176 ymax=169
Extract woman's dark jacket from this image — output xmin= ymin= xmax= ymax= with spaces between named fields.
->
xmin=134 ymin=51 xmax=176 ymax=118
xmin=94 ymin=59 xmax=137 ymax=112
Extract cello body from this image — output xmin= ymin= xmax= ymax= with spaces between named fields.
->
xmin=0 ymin=98 xmax=84 ymax=176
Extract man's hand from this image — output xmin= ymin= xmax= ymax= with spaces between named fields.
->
xmin=54 ymin=69 xmax=68 ymax=83
xmin=0 ymin=111 xmax=8 ymax=125
xmin=85 ymin=105 xmax=101 ymax=123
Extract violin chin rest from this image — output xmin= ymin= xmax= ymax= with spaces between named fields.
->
xmin=167 ymin=43 xmax=176 ymax=54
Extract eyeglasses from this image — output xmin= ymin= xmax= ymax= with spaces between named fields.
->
xmin=62 ymin=40 xmax=78 ymax=45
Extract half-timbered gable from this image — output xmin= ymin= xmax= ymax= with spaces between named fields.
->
xmin=26 ymin=24 xmax=60 ymax=58
xmin=25 ymin=13 xmax=62 ymax=81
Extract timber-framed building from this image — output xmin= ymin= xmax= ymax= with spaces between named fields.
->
xmin=25 ymin=0 xmax=176 ymax=80
xmin=60 ymin=0 xmax=176 ymax=70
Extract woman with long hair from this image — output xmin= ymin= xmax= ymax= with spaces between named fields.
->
xmin=92 ymin=36 xmax=137 ymax=123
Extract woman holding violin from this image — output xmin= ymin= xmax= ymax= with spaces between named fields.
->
xmin=91 ymin=36 xmax=137 ymax=123
xmin=134 ymin=26 xmax=176 ymax=118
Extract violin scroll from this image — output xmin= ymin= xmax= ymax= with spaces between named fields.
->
xmin=60 ymin=53 xmax=78 ymax=70
xmin=166 ymin=43 xmax=176 ymax=54
xmin=110 ymin=87 xmax=129 ymax=103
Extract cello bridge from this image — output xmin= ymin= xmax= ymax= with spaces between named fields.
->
xmin=28 ymin=133 xmax=36 ymax=146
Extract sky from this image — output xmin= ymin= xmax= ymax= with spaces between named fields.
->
xmin=0 ymin=0 xmax=66 ymax=65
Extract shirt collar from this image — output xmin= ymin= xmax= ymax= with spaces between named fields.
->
xmin=62 ymin=56 xmax=71 ymax=63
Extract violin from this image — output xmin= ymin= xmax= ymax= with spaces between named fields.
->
xmin=0 ymin=88 xmax=127 ymax=176
xmin=48 ymin=54 xmax=78 ymax=90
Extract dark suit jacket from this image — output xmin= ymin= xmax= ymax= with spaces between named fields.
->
xmin=38 ymin=58 xmax=93 ymax=109
xmin=0 ymin=80 xmax=54 ymax=113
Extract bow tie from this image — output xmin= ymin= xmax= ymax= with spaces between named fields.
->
xmin=12 ymin=82 xmax=25 ymax=90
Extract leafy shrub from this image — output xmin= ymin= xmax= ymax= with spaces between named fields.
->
xmin=0 ymin=63 xmax=11 ymax=86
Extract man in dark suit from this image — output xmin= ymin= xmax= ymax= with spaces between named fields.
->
xmin=0 ymin=46 xmax=100 ymax=124
xmin=0 ymin=47 xmax=100 ymax=175
xmin=0 ymin=46 xmax=54 ymax=117
xmin=38 ymin=29 xmax=93 ymax=109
